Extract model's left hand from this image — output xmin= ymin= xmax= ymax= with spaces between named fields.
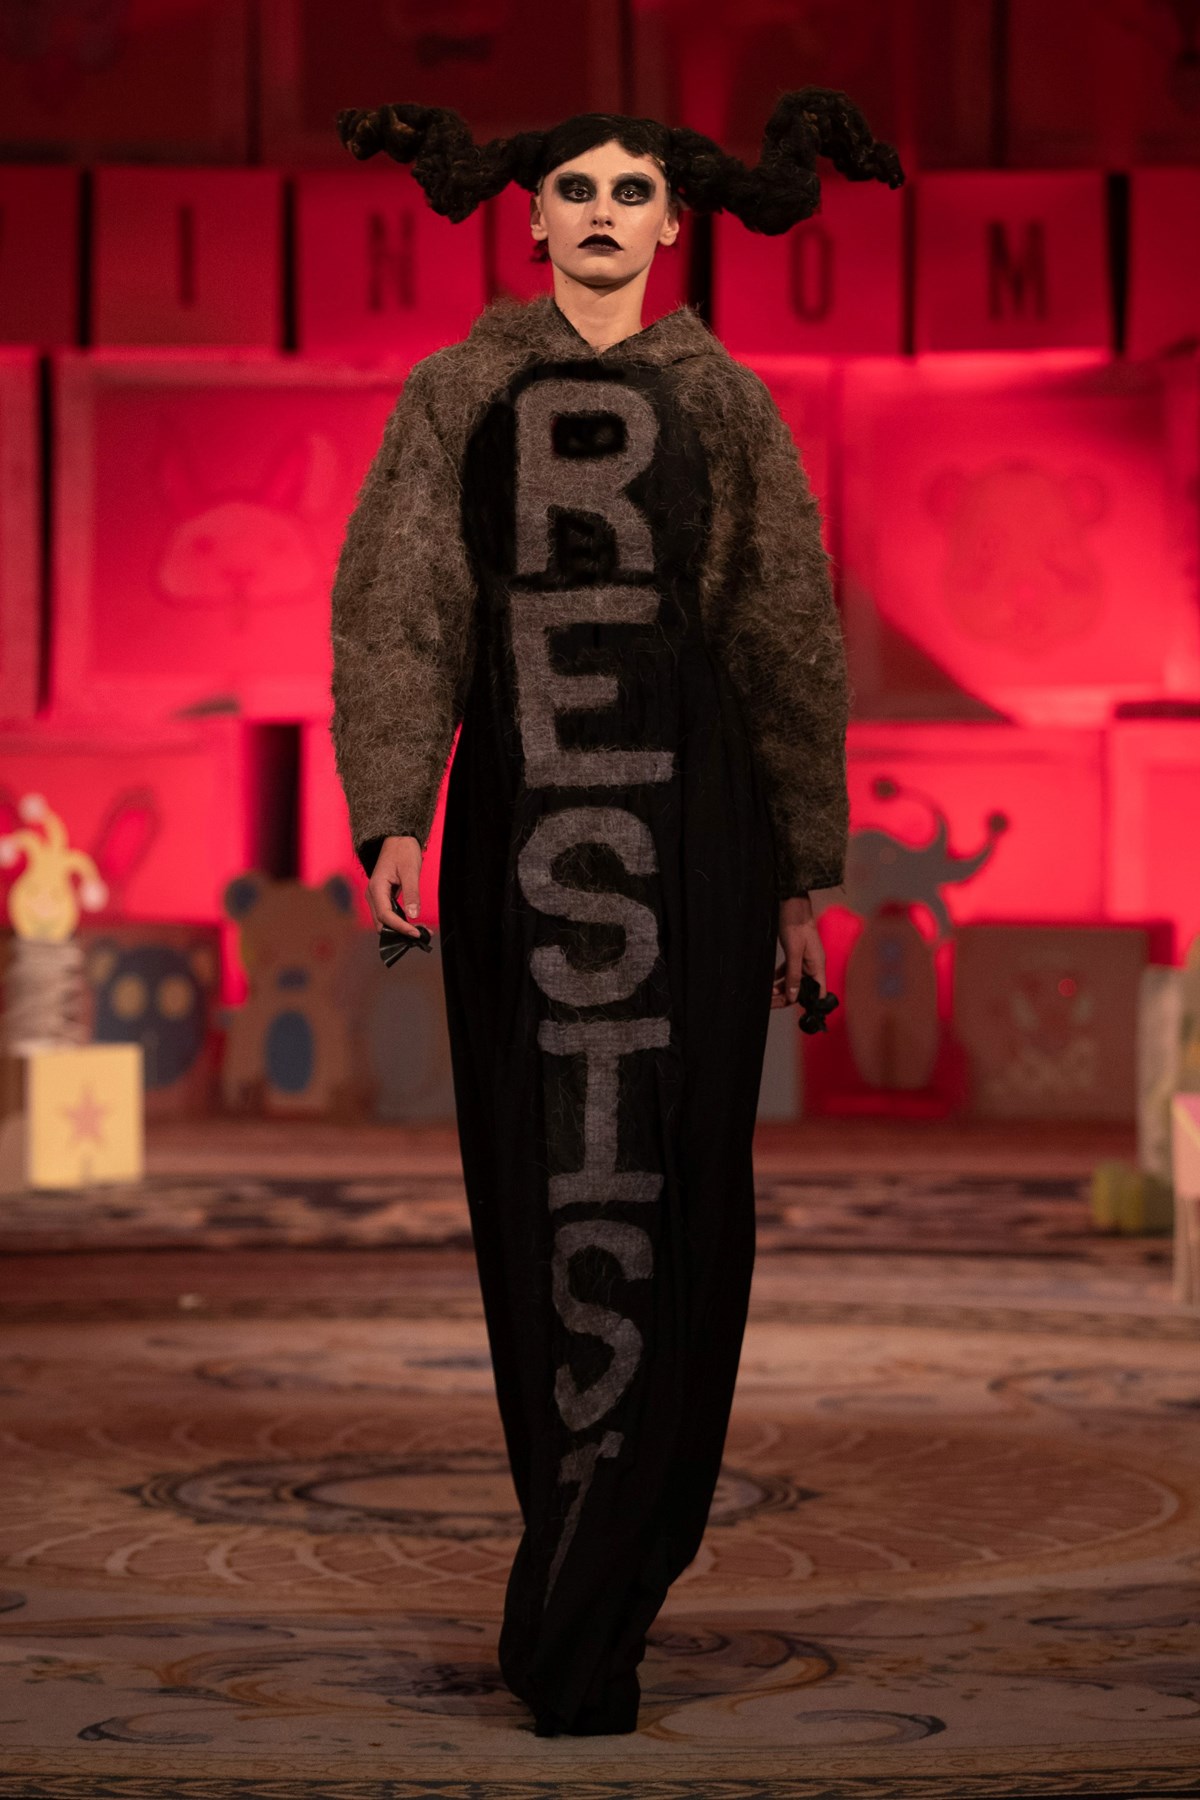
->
xmin=771 ymin=894 xmax=825 ymax=1009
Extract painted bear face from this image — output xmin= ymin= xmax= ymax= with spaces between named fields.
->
xmin=86 ymin=939 xmax=217 ymax=1088
xmin=222 ymin=872 xmax=358 ymax=999
xmin=927 ymin=461 xmax=1107 ymax=658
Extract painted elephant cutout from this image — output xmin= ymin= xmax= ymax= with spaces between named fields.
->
xmin=840 ymin=776 xmax=1008 ymax=941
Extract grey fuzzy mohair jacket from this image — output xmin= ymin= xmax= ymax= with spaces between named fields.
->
xmin=329 ymin=291 xmax=850 ymax=899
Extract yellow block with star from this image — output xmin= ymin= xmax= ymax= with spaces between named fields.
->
xmin=0 ymin=1043 xmax=143 ymax=1188
xmin=1172 ymin=1093 xmax=1200 ymax=1307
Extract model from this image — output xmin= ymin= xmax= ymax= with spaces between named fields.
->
xmin=328 ymin=89 xmax=904 ymax=1736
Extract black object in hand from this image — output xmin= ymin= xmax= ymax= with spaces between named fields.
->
xmin=378 ymin=921 xmax=433 ymax=967
xmin=797 ymin=971 xmax=839 ymax=1034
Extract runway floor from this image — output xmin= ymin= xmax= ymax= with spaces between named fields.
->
xmin=0 ymin=1118 xmax=1197 ymax=1798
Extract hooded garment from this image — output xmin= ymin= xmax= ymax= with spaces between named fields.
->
xmin=331 ymin=292 xmax=849 ymax=897
xmin=329 ymin=291 xmax=850 ymax=1736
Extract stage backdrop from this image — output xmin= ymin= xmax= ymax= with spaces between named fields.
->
xmin=0 ymin=167 xmax=79 ymax=348
xmin=914 ymin=172 xmax=1110 ymax=354
xmin=715 ymin=173 xmax=905 ymax=357
xmin=1108 ymin=718 xmax=1200 ymax=960
xmin=260 ymin=0 xmax=623 ymax=165
xmin=295 ymin=169 xmax=487 ymax=360
xmin=51 ymin=350 xmax=418 ymax=725
xmin=0 ymin=0 xmax=249 ymax=162
xmin=838 ymin=355 xmax=1200 ymax=728
xmin=92 ymin=167 xmax=282 ymax=348
xmin=0 ymin=351 xmax=39 ymax=724
xmin=835 ymin=724 xmax=1106 ymax=929
xmin=0 ymin=718 xmax=244 ymax=980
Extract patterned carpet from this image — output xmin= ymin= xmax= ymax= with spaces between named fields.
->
xmin=0 ymin=1168 xmax=1176 ymax=1263
xmin=1 ymin=1166 xmax=1198 ymax=1798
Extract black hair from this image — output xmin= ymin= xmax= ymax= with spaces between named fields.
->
xmin=334 ymin=90 xmax=904 ymax=234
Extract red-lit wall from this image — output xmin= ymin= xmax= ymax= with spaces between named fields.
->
xmin=0 ymin=1 xmax=1198 ymax=971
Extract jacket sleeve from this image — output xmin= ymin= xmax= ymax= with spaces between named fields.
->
xmin=721 ymin=368 xmax=851 ymax=900
xmin=329 ymin=357 xmax=478 ymax=876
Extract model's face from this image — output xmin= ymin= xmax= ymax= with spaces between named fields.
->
xmin=529 ymin=138 xmax=679 ymax=287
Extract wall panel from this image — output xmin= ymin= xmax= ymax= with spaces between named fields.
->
xmin=841 ymin=357 xmax=1200 ymax=726
xmin=0 ymin=352 xmax=40 ymax=724
xmin=52 ymin=351 xmax=416 ymax=724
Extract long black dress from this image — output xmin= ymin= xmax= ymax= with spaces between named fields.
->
xmin=436 ymin=311 xmax=779 ymax=1735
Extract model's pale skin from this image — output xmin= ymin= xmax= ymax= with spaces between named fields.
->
xmin=367 ymin=138 xmax=826 ymax=1004
xmin=527 ymin=137 xmax=680 ymax=348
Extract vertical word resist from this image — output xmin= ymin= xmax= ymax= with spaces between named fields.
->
xmin=510 ymin=375 xmax=672 ymax=1604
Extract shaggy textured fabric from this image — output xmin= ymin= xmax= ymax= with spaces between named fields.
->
xmin=326 ymin=293 xmax=851 ymax=1738
xmin=329 ymin=292 xmax=850 ymax=900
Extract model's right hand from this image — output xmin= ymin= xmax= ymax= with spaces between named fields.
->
xmin=367 ymin=834 xmax=424 ymax=937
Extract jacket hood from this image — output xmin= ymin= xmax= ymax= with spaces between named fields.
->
xmin=465 ymin=291 xmax=722 ymax=367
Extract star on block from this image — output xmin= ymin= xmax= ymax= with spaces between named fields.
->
xmin=60 ymin=1083 xmax=110 ymax=1146
xmin=14 ymin=1043 xmax=144 ymax=1187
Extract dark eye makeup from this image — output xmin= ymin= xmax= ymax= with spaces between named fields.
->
xmin=554 ymin=171 xmax=656 ymax=203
